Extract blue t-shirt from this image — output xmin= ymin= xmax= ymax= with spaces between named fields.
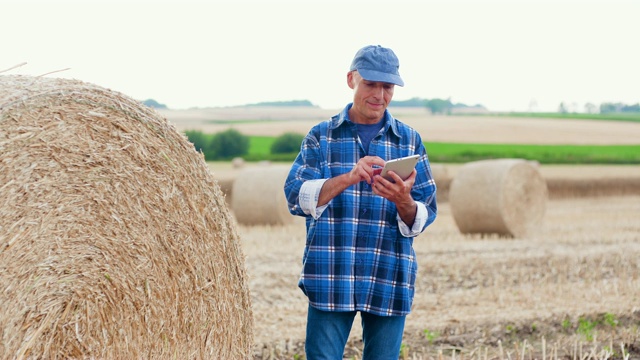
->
xmin=356 ymin=120 xmax=385 ymax=154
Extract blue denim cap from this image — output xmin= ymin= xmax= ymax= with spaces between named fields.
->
xmin=349 ymin=45 xmax=404 ymax=87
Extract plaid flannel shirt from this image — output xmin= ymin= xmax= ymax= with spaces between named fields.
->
xmin=284 ymin=104 xmax=437 ymax=316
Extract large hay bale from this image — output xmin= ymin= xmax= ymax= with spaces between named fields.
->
xmin=231 ymin=165 xmax=293 ymax=226
xmin=430 ymin=163 xmax=451 ymax=202
xmin=449 ymin=159 xmax=547 ymax=238
xmin=0 ymin=75 xmax=252 ymax=358
xmin=216 ymin=175 xmax=236 ymax=205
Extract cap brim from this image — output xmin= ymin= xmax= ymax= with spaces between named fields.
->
xmin=358 ymin=68 xmax=404 ymax=87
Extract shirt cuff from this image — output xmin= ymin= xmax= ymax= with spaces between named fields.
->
xmin=299 ymin=179 xmax=329 ymax=219
xmin=397 ymin=202 xmax=427 ymax=237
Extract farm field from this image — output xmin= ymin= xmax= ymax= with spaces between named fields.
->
xmin=159 ymin=106 xmax=640 ymax=145
xmin=176 ymin=107 xmax=640 ymax=359
xmin=238 ymin=195 xmax=640 ymax=359
xmin=4 ymin=80 xmax=639 ymax=359
xmin=207 ymin=163 xmax=640 ymax=359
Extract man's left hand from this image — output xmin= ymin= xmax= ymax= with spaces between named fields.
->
xmin=372 ymin=169 xmax=418 ymax=226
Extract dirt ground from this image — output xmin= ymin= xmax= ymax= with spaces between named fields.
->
xmin=211 ymin=161 xmax=640 ymax=359
xmin=239 ymin=193 xmax=640 ymax=359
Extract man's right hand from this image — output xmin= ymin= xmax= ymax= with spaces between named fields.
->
xmin=349 ymin=156 xmax=386 ymax=185
xmin=317 ymin=156 xmax=386 ymax=206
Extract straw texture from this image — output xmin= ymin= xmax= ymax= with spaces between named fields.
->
xmin=449 ymin=159 xmax=547 ymax=238
xmin=429 ymin=163 xmax=450 ymax=201
xmin=231 ymin=165 xmax=293 ymax=226
xmin=0 ymin=75 xmax=252 ymax=359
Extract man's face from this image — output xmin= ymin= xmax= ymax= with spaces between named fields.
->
xmin=347 ymin=71 xmax=395 ymax=124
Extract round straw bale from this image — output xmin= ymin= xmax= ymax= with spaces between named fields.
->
xmin=0 ymin=75 xmax=252 ymax=359
xmin=430 ymin=163 xmax=449 ymax=185
xmin=231 ymin=164 xmax=293 ymax=226
xmin=216 ymin=175 xmax=236 ymax=205
xmin=429 ymin=163 xmax=450 ymax=201
xmin=231 ymin=156 xmax=245 ymax=168
xmin=449 ymin=159 xmax=547 ymax=238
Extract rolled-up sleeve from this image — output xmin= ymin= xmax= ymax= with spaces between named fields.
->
xmin=299 ymin=179 xmax=329 ymax=219
xmin=397 ymin=202 xmax=427 ymax=237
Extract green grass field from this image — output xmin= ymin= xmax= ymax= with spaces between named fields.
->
xmin=247 ymin=136 xmax=640 ymax=164
xmin=425 ymin=142 xmax=640 ymax=164
xmin=248 ymin=136 xmax=274 ymax=157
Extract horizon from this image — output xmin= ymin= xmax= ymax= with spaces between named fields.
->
xmin=148 ymin=97 xmax=633 ymax=114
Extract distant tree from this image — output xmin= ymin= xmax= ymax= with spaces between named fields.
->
xmin=425 ymin=98 xmax=453 ymax=114
xmin=184 ymin=130 xmax=215 ymax=159
xmin=211 ymin=128 xmax=249 ymax=159
xmin=390 ymin=97 xmax=485 ymax=112
xmin=390 ymin=97 xmax=426 ymax=107
xmin=142 ymin=99 xmax=168 ymax=109
xmin=245 ymin=100 xmax=317 ymax=107
xmin=598 ymin=102 xmax=640 ymax=113
xmin=584 ymin=102 xmax=598 ymax=114
xmin=184 ymin=129 xmax=208 ymax=152
xmin=558 ymin=102 xmax=568 ymax=114
xmin=600 ymin=102 xmax=624 ymax=113
xmin=622 ymin=103 xmax=640 ymax=112
xmin=271 ymin=132 xmax=305 ymax=154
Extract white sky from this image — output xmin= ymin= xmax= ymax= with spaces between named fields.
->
xmin=2 ymin=0 xmax=639 ymax=112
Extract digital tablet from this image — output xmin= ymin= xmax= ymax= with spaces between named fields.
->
xmin=373 ymin=154 xmax=420 ymax=182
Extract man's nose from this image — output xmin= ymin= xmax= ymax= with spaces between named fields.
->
xmin=373 ymin=85 xmax=384 ymax=99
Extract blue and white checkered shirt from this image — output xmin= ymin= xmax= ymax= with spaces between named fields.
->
xmin=284 ymin=104 xmax=437 ymax=316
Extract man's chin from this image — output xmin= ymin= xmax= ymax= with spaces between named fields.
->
xmin=368 ymin=108 xmax=386 ymax=119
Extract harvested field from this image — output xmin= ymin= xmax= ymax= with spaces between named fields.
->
xmin=239 ymin=194 xmax=640 ymax=359
xmin=204 ymin=158 xmax=640 ymax=358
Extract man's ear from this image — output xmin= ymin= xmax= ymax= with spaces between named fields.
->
xmin=347 ymin=71 xmax=356 ymax=89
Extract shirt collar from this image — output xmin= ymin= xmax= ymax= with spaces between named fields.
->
xmin=329 ymin=103 xmax=401 ymax=137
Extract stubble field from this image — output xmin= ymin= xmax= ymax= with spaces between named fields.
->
xmin=166 ymin=107 xmax=640 ymax=359
xmin=241 ymin=195 xmax=640 ymax=359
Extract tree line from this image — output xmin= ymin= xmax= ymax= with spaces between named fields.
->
xmin=184 ymin=129 xmax=304 ymax=161
xmin=599 ymin=102 xmax=640 ymax=113
xmin=144 ymin=97 xmax=639 ymax=115
xmin=390 ymin=97 xmax=485 ymax=114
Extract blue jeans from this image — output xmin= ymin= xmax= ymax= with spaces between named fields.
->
xmin=305 ymin=304 xmax=406 ymax=360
